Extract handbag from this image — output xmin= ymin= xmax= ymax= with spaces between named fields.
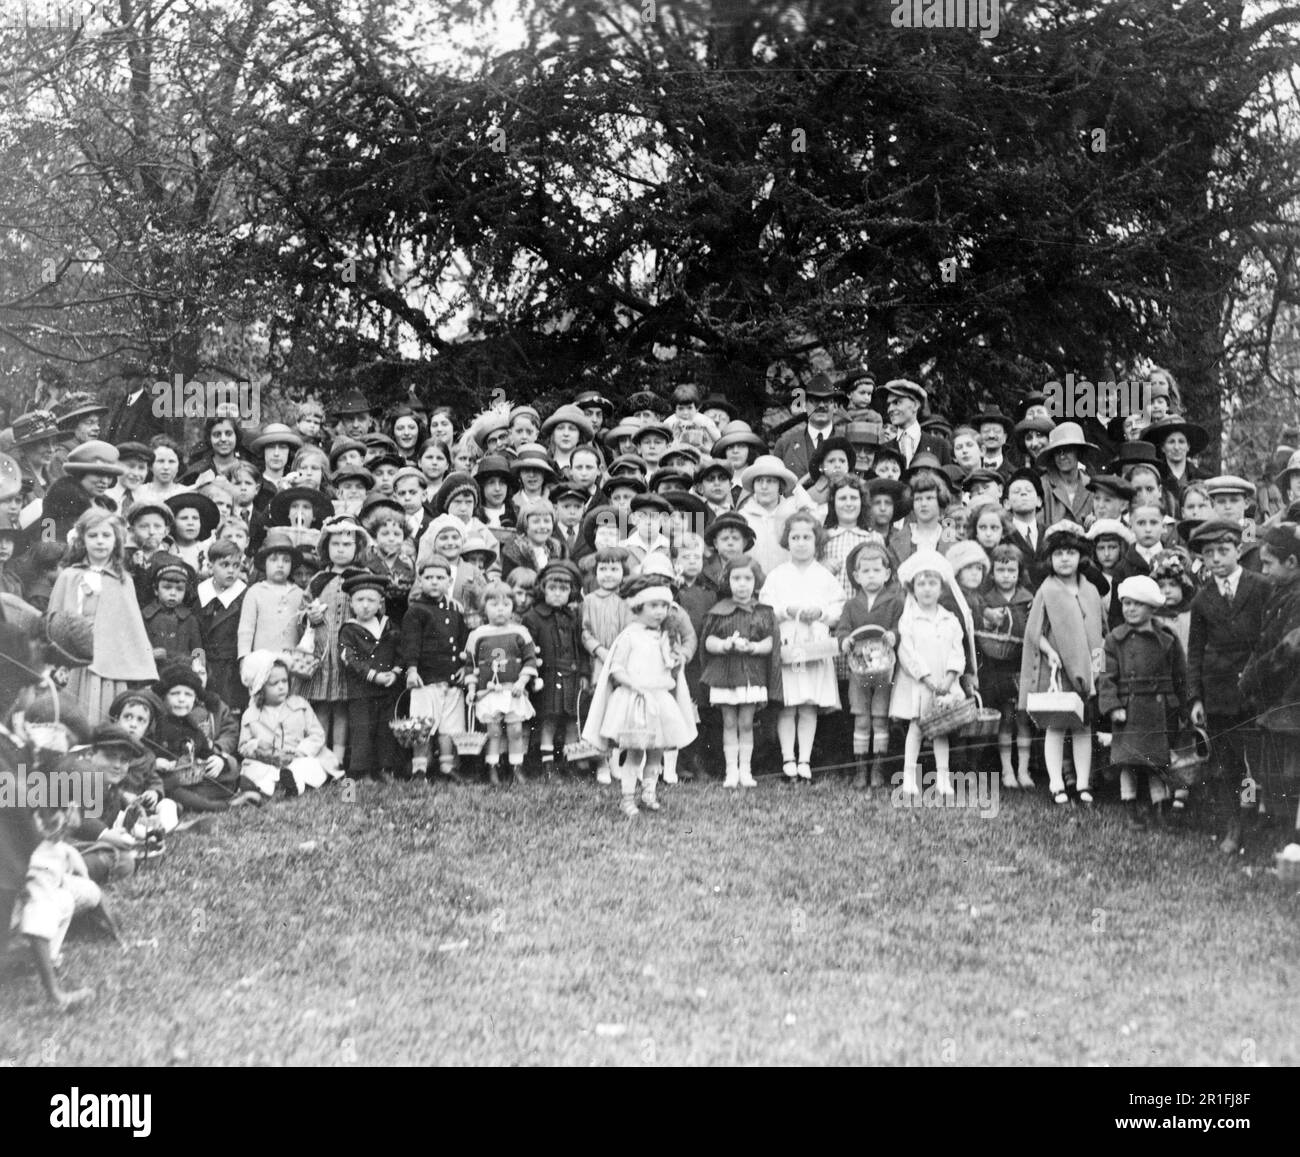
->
xmin=1026 ymin=666 xmax=1085 ymax=730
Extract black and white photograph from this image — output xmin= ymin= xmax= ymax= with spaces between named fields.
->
xmin=0 ymin=0 xmax=1296 ymax=1109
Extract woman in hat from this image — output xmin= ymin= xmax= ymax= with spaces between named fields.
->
xmin=712 ymin=420 xmax=767 ymax=507
xmin=42 ymin=440 xmax=125 ymax=544
xmin=10 ymin=410 xmax=61 ymax=504
xmin=46 ymin=506 xmax=158 ymax=721
xmin=1012 ymin=416 xmax=1054 ymax=465
xmin=1142 ymin=418 xmax=1211 ymax=493
xmin=181 ymin=415 xmax=251 ymax=488
xmin=49 ymin=392 xmax=109 ymax=483
xmin=1037 ymin=422 xmax=1100 ymax=528
xmin=386 ymin=406 xmax=428 ymax=467
xmin=540 ymin=405 xmax=596 ymax=475
xmin=249 ymin=423 xmax=303 ymax=489
xmin=735 ymin=454 xmax=807 ymax=575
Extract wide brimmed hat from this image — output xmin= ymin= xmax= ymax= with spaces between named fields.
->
xmin=359 ymin=492 xmax=404 ymax=523
xmin=330 ymin=388 xmax=372 ymax=416
xmin=1141 ymin=418 xmax=1209 ymax=457
xmin=1036 ymin=422 xmax=1100 ymax=471
xmin=739 ymin=454 xmax=798 ymax=495
xmin=166 ymin=491 xmax=221 ymax=539
xmin=808 ymin=435 xmax=856 ymax=482
xmin=1273 ymin=449 xmax=1300 ymax=492
xmin=249 ymin=423 xmax=304 ymax=453
xmin=865 ymin=475 xmax=910 ymax=515
xmin=268 ymin=486 xmax=333 ymax=527
xmin=460 ymin=527 xmax=500 ymax=562
xmin=664 ymin=490 xmax=711 ymax=527
xmin=474 ymin=454 xmax=517 ymax=489
xmin=800 ymin=373 xmax=842 ymax=402
xmin=602 ymin=419 xmax=643 ymax=450
xmin=510 ymin=445 xmax=559 ymax=481
xmin=63 ymin=440 xmax=126 ymax=476
xmin=1106 ymin=441 xmax=1170 ymax=481
xmin=472 ymin=412 xmax=510 ymax=451
xmin=11 ymin=410 xmax=61 ymax=447
xmin=711 ymin=420 xmax=767 ymax=457
xmin=540 ymin=404 xmax=595 ymax=442
xmin=52 ymin=391 xmax=108 ymax=429
xmin=317 ymin=514 xmax=371 ymax=556
xmin=1012 ymin=415 xmax=1055 ymax=452
xmin=701 ymin=511 xmax=756 ymax=550
xmin=43 ymin=612 xmax=95 ymax=667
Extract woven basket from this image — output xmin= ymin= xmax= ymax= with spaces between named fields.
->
xmin=388 ymin=689 xmax=436 ymax=751
xmin=563 ymin=689 xmax=604 ymax=763
xmin=450 ymin=700 xmax=488 ymax=756
xmin=1167 ymin=725 xmax=1211 ymax=789
xmin=959 ymin=691 xmax=1002 ymax=739
xmin=846 ymin=625 xmax=896 ymax=691
xmin=170 ymin=746 xmax=207 ymax=787
xmin=919 ymin=692 xmax=977 ymax=739
xmin=285 ymin=624 xmax=320 ymax=678
xmin=974 ymin=611 xmax=1022 ymax=663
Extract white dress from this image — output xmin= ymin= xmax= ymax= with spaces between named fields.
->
xmin=888 ymin=600 xmax=966 ymax=720
xmin=760 ymin=560 xmax=844 ymax=709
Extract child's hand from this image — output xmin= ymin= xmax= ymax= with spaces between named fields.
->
xmin=307 ymin=600 xmax=327 ymax=625
xmin=511 ymin=679 xmax=528 ymax=697
xmin=1111 ymin=708 xmax=1127 ymax=725
xmin=139 ymin=790 xmax=159 ymax=809
xmin=407 ymin=669 xmax=423 ymax=689
xmin=203 ymin=755 xmax=224 ymax=778
xmin=1190 ymin=701 xmax=1206 ymax=727
xmin=1090 ymin=647 xmax=1105 ymax=678
xmin=798 ymin=607 xmax=822 ymax=623
xmin=785 ymin=604 xmax=802 ymax=620
xmin=840 ymin=637 xmax=852 ymax=654
xmin=155 ymin=758 xmax=175 ymax=772
xmin=734 ymin=637 xmax=751 ymax=654
xmin=378 ymin=671 xmax=398 ymax=688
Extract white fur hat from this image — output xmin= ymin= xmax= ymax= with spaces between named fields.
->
xmin=1116 ymin=575 xmax=1164 ymax=608
xmin=897 ymin=549 xmax=955 ymax=588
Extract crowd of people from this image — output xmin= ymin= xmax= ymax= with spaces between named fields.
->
xmin=2 ymin=366 xmax=1300 ymax=1008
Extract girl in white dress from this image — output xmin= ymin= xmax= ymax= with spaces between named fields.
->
xmin=759 ymin=510 xmax=844 ymax=782
xmin=890 ymin=550 xmax=967 ymax=797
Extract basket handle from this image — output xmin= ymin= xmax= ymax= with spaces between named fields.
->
xmin=392 ymin=686 xmax=413 ymax=723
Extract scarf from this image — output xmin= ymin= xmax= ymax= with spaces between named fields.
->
xmin=1018 ymin=575 xmax=1104 ymax=698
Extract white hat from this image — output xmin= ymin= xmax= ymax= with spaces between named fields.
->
xmin=944 ymin=540 xmax=990 ymax=575
xmin=897 ymin=549 xmax=955 ymax=587
xmin=739 ymin=454 xmax=798 ymax=495
xmin=241 ymin=650 xmax=282 ymax=697
xmin=1086 ymin=518 xmax=1135 ymax=545
xmin=1116 ymin=575 xmax=1164 ymax=608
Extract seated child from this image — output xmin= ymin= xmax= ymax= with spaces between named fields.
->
xmin=151 ymin=664 xmax=260 ymax=812
xmin=238 ymin=652 xmax=341 ymax=797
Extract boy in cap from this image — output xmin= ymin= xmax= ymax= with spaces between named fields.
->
xmin=337 ymin=571 xmax=403 ymax=783
xmin=1186 ymin=518 xmax=1270 ymax=853
xmin=1098 ymin=574 xmax=1189 ymax=828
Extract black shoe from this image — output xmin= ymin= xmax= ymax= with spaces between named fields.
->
xmin=373 ymin=768 xmax=394 ymax=785
xmin=1125 ymin=800 xmax=1148 ymax=829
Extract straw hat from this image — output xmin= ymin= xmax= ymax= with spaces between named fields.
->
xmin=738 ymin=454 xmax=798 ymax=495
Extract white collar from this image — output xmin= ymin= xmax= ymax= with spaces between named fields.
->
xmin=198 ymin=577 xmax=246 ymax=607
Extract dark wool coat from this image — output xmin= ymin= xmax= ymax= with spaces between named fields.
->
xmin=338 ymin=617 xmax=403 ymax=700
xmin=522 ymin=602 xmax=587 ymax=717
xmin=153 ymin=696 xmax=242 ymax=807
xmin=143 ymin=601 xmax=205 ymax=665
xmin=197 ymin=583 xmax=248 ymax=713
xmin=1098 ymin=620 xmax=1188 ymax=771
xmin=699 ymin=599 xmax=782 ymax=702
xmin=1239 ymin=577 xmax=1300 ymax=713
xmin=399 ymin=593 xmax=469 ymax=684
xmin=1186 ymin=569 xmax=1270 ymax=718
xmin=42 ymin=474 xmax=116 ymax=544
xmin=500 ymin=533 xmax=569 ymax=582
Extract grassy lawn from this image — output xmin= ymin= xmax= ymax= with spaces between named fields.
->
xmin=1 ymin=772 xmax=1296 ymax=1066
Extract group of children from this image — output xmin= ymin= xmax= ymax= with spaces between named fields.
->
xmin=6 ymin=376 xmax=1300 ymax=1004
